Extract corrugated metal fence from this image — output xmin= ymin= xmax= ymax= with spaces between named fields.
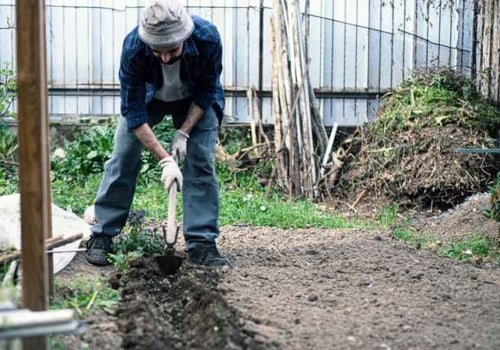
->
xmin=0 ymin=0 xmax=476 ymax=126
xmin=477 ymin=0 xmax=500 ymax=103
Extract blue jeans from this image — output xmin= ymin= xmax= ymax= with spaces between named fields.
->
xmin=91 ymin=105 xmax=220 ymax=250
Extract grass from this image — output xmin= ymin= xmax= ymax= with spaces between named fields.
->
xmin=51 ymin=276 xmax=119 ymax=318
xmin=219 ymin=189 xmax=361 ymax=229
xmin=437 ymin=235 xmax=499 ymax=261
xmin=45 ymin=155 xmax=363 ymax=231
xmin=376 ymin=204 xmax=399 ymax=228
xmin=377 ymin=204 xmax=500 ymax=266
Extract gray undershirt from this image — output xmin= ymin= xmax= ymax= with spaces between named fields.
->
xmin=154 ymin=60 xmax=192 ymax=102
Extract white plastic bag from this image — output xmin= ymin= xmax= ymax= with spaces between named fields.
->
xmin=0 ymin=193 xmax=90 ymax=274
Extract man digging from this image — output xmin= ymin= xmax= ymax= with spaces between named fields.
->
xmin=85 ymin=0 xmax=229 ymax=267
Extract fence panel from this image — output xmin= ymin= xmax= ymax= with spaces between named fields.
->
xmin=0 ymin=0 xmax=476 ymax=126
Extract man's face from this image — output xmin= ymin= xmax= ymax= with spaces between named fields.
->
xmin=152 ymin=43 xmax=183 ymax=64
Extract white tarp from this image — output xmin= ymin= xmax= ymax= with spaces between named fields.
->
xmin=0 ymin=193 xmax=90 ymax=274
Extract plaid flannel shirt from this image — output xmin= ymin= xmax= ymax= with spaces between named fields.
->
xmin=119 ymin=16 xmax=225 ymax=129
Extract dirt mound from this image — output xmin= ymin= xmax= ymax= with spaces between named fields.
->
xmin=335 ymin=68 xmax=500 ymax=211
xmin=112 ymin=257 xmax=276 ymax=350
xmin=410 ymin=192 xmax=499 ymax=245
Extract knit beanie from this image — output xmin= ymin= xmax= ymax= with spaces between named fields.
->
xmin=138 ymin=0 xmax=194 ymax=48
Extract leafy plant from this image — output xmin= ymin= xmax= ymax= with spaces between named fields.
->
xmin=0 ymin=62 xmax=16 ymax=117
xmin=0 ymin=123 xmax=18 ymax=194
xmin=51 ymin=125 xmax=115 ymax=184
xmin=140 ymin=117 xmax=176 ymax=183
xmin=51 ymin=118 xmax=177 ymax=187
xmin=107 ymin=210 xmax=165 ymax=271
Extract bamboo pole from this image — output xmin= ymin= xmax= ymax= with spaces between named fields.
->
xmin=292 ymin=0 xmax=316 ymax=197
xmin=271 ymin=15 xmax=288 ymax=189
xmin=492 ymin=0 xmax=500 ymax=102
xmin=270 ymin=17 xmax=283 ymax=189
xmin=247 ymin=87 xmax=258 ymax=148
xmin=320 ymin=122 xmax=338 ymax=179
xmin=272 ymin=0 xmax=332 ymax=198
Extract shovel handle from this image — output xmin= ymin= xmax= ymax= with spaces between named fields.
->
xmin=166 ymin=182 xmax=178 ymax=244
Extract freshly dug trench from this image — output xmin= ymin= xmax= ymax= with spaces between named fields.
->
xmin=113 ymin=257 xmax=278 ymax=350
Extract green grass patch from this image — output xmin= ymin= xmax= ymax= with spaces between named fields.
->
xmin=130 ymin=164 xmax=362 ymax=230
xmin=51 ymin=276 xmax=119 ymax=318
xmin=51 ymin=175 xmax=101 ymax=214
xmin=376 ymin=204 xmax=399 ymax=228
xmin=392 ymin=226 xmax=436 ymax=246
xmin=220 ymin=189 xmax=360 ymax=229
xmin=437 ymin=235 xmax=499 ymax=262
xmin=392 ymin=225 xmax=500 ymax=266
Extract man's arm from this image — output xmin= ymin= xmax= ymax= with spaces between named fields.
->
xmin=134 ymin=102 xmax=204 ymax=161
xmin=180 ymin=102 xmax=204 ymax=134
xmin=133 ymin=124 xmax=170 ymax=161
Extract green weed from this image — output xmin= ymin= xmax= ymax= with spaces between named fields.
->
xmin=107 ymin=210 xmax=165 ymax=271
xmin=392 ymin=226 xmax=435 ymax=246
xmin=438 ymin=235 xmax=498 ymax=261
xmin=0 ymin=123 xmax=18 ymax=194
xmin=0 ymin=62 xmax=16 ymax=117
xmin=376 ymin=204 xmax=399 ymax=228
xmin=51 ymin=276 xmax=119 ymax=318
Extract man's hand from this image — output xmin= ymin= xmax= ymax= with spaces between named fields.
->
xmin=159 ymin=156 xmax=183 ymax=190
xmin=171 ymin=130 xmax=189 ymax=160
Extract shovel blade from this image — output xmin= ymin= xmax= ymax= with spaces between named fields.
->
xmin=155 ymin=251 xmax=184 ymax=276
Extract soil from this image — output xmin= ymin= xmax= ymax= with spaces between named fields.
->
xmin=54 ymin=192 xmax=500 ymax=350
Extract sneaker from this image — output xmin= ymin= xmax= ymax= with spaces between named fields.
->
xmin=188 ymin=244 xmax=230 ymax=267
xmin=85 ymin=235 xmax=112 ymax=266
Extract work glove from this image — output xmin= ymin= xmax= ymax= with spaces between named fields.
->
xmin=171 ymin=130 xmax=189 ymax=160
xmin=159 ymin=156 xmax=183 ymax=191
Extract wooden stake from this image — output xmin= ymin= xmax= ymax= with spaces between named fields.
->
xmin=16 ymin=0 xmax=50 ymax=348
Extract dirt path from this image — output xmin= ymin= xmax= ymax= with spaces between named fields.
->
xmin=220 ymin=227 xmax=500 ymax=350
xmin=55 ymin=194 xmax=500 ymax=350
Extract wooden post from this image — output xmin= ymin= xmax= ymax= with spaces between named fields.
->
xmin=16 ymin=0 xmax=51 ymax=349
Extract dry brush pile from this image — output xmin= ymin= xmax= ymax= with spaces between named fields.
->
xmin=333 ymin=68 xmax=500 ymax=211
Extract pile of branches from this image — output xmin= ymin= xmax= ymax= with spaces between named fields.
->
xmin=334 ymin=68 xmax=500 ymax=210
xmin=270 ymin=0 xmax=328 ymax=199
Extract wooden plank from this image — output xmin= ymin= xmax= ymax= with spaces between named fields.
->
xmin=16 ymin=0 xmax=50 ymax=348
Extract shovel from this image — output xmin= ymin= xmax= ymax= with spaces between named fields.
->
xmin=155 ymin=182 xmax=184 ymax=275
